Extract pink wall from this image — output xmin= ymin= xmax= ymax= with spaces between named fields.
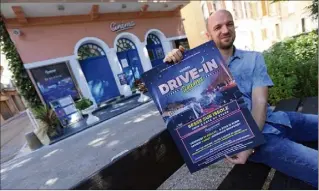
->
xmin=8 ymin=16 xmax=185 ymax=64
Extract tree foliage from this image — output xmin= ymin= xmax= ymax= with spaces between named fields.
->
xmin=273 ymin=0 xmax=318 ymax=19
xmin=0 ymin=21 xmax=42 ymax=108
xmin=306 ymin=0 xmax=318 ymax=19
xmin=263 ymin=30 xmax=318 ymax=105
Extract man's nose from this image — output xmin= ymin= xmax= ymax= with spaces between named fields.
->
xmin=221 ymin=25 xmax=229 ymax=34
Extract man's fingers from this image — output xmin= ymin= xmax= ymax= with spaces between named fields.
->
xmin=172 ymin=49 xmax=183 ymax=63
xmin=224 ymin=158 xmax=232 ymax=164
xmin=168 ymin=52 xmax=176 ymax=63
xmin=163 ymin=56 xmax=172 ymax=63
xmin=179 ymin=45 xmax=185 ymax=53
xmin=225 ymin=155 xmax=240 ymax=164
xmin=163 ymin=48 xmax=184 ymax=64
xmin=173 ymin=52 xmax=181 ymax=61
xmin=176 ymin=50 xmax=183 ymax=59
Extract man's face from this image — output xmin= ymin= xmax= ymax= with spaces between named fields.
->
xmin=207 ymin=11 xmax=236 ymax=50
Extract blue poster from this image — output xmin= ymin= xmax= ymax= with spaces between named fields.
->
xmin=142 ymin=41 xmax=265 ymax=173
xmin=117 ymin=73 xmax=128 ymax=85
xmin=31 ymin=62 xmax=80 ymax=105
xmin=80 ymin=56 xmax=120 ymax=104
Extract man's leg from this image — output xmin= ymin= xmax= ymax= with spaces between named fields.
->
xmin=249 ymin=133 xmax=318 ymax=188
xmin=285 ymin=112 xmax=318 ymax=142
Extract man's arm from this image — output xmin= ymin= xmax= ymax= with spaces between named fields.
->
xmin=251 ymin=87 xmax=268 ymax=131
xmin=225 ymin=53 xmax=273 ymax=164
xmin=250 ymin=53 xmax=273 ymax=131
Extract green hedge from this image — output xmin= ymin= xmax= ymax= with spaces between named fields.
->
xmin=0 ymin=21 xmax=42 ymax=108
xmin=263 ymin=30 xmax=318 ymax=105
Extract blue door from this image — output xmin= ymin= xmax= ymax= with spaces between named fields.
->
xmin=116 ymin=38 xmax=144 ymax=89
xmin=117 ymin=51 xmax=136 ymax=88
xmin=80 ymin=56 xmax=120 ymax=104
xmin=146 ymin=34 xmax=165 ymax=67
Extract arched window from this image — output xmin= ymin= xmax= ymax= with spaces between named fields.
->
xmin=147 ymin=34 xmax=161 ymax=45
xmin=77 ymin=43 xmax=105 ymax=60
xmin=116 ymin=38 xmax=136 ymax=52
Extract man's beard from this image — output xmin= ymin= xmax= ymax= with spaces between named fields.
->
xmin=219 ymin=35 xmax=235 ymax=50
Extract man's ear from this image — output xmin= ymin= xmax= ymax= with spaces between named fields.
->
xmin=205 ymin=31 xmax=212 ymax=40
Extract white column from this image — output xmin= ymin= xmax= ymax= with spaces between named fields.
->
xmin=139 ymin=42 xmax=153 ymax=72
xmin=106 ymin=48 xmax=132 ymax=96
xmin=105 ymin=48 xmax=124 ymax=95
xmin=68 ymin=56 xmax=97 ymax=107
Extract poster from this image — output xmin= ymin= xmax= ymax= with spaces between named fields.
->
xmin=142 ymin=41 xmax=265 ymax=173
xmin=79 ymin=56 xmax=120 ymax=104
xmin=118 ymin=73 xmax=128 ymax=85
xmin=31 ymin=62 xmax=80 ymax=105
xmin=50 ymin=95 xmax=82 ymax=127
xmin=120 ymin=59 xmax=129 ymax=68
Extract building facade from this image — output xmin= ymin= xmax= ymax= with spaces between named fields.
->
xmin=1 ymin=1 xmax=190 ymax=107
xmin=0 ymin=65 xmax=26 ymax=123
xmin=182 ymin=0 xmax=318 ymax=51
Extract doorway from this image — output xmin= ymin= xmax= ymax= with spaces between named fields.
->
xmin=0 ymin=101 xmax=13 ymax=120
xmin=78 ymin=43 xmax=120 ymax=104
xmin=146 ymin=33 xmax=165 ymax=67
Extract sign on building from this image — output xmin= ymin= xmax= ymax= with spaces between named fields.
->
xmin=30 ymin=62 xmax=80 ymax=105
xmin=110 ymin=21 xmax=135 ymax=32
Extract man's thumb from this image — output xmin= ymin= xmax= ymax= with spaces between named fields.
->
xmin=179 ymin=45 xmax=185 ymax=53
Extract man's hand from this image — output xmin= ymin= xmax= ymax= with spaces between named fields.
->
xmin=163 ymin=45 xmax=185 ymax=64
xmin=225 ymin=149 xmax=254 ymax=164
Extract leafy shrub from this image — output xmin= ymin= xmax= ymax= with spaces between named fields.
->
xmin=32 ymin=106 xmax=59 ymax=137
xmin=75 ymin=98 xmax=93 ymax=110
xmin=263 ymin=30 xmax=318 ymax=105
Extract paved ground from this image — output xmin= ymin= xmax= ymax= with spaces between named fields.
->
xmin=0 ymin=102 xmax=167 ymax=189
xmin=1 ymin=112 xmax=33 ymax=163
xmin=1 ymin=102 xmax=236 ymax=190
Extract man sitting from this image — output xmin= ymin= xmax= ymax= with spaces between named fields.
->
xmin=163 ymin=10 xmax=318 ymax=188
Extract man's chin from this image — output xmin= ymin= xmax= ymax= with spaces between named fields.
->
xmin=220 ymin=43 xmax=233 ymax=50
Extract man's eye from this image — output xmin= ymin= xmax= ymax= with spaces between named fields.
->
xmin=214 ymin=27 xmax=221 ymax=31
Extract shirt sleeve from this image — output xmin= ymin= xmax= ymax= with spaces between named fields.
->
xmin=252 ymin=53 xmax=274 ymax=89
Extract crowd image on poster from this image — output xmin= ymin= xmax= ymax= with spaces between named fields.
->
xmin=31 ymin=62 xmax=80 ymax=104
xmin=142 ymin=41 xmax=265 ymax=173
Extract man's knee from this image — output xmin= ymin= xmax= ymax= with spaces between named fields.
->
xmin=286 ymin=111 xmax=318 ymax=128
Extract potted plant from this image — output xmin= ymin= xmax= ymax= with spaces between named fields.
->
xmin=134 ymin=79 xmax=150 ymax=103
xmin=32 ymin=105 xmax=60 ymax=145
xmin=75 ymin=98 xmax=94 ymax=115
xmin=76 ymin=98 xmax=100 ymax=125
xmin=134 ymin=79 xmax=148 ymax=93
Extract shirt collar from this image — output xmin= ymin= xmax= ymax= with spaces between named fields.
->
xmin=232 ymin=46 xmax=243 ymax=60
xmin=227 ymin=46 xmax=243 ymax=66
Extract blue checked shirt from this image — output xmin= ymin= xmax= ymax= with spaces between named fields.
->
xmin=227 ymin=48 xmax=291 ymax=134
